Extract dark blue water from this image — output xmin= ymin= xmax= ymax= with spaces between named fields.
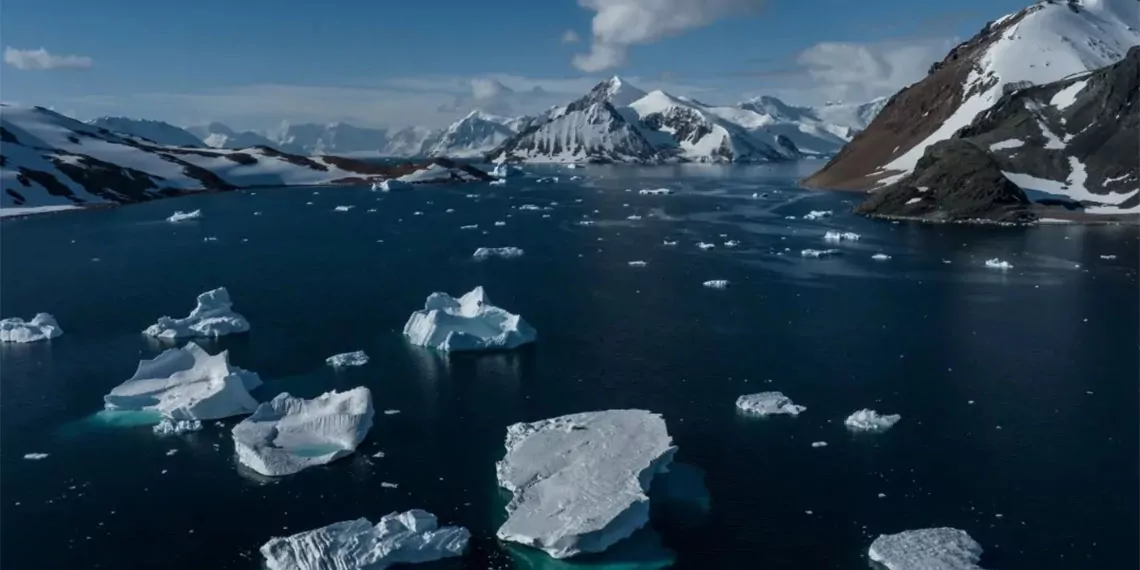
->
xmin=2 ymin=163 xmax=1137 ymax=570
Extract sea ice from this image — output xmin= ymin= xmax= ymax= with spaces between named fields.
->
xmin=473 ymin=247 xmax=525 ymax=260
xmin=984 ymin=259 xmax=1013 ymax=270
xmin=803 ymin=210 xmax=833 ymax=220
xmin=153 ymin=419 xmax=203 ymax=436
xmin=868 ymin=527 xmax=986 ymax=570
xmin=845 ymin=409 xmax=901 ymax=432
xmin=260 ymin=509 xmax=470 ymax=570
xmin=736 ymin=392 xmax=806 ymax=416
xmin=142 ymin=287 xmax=250 ymax=339
xmin=233 ymin=387 xmax=374 ymax=477
xmin=801 ymin=249 xmax=840 ymax=258
xmin=495 ymin=410 xmax=677 ymax=559
xmin=403 ymin=286 xmax=536 ymax=352
xmin=703 ymin=280 xmax=729 ymax=289
xmin=823 ymin=231 xmax=861 ymax=241
xmin=326 ymin=351 xmax=369 ymax=368
xmin=0 ymin=313 xmax=63 ymax=343
xmin=167 ymin=210 xmax=202 ymax=222
xmin=104 ymin=342 xmax=262 ymax=421
xmin=872 ymin=253 xmax=892 ymax=261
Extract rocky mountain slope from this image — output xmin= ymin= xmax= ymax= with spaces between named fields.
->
xmin=87 ymin=117 xmax=206 ymax=148
xmin=804 ymin=0 xmax=1140 ymax=192
xmin=856 ymin=44 xmax=1139 ymax=221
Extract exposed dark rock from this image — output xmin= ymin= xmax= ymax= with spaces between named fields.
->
xmin=224 ymin=152 xmax=257 ymax=165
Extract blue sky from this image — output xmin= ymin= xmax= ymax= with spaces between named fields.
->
xmin=2 ymin=0 xmax=1033 ymax=129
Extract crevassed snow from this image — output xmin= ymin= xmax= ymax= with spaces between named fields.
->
xmin=260 ymin=509 xmax=470 ymax=570
xmin=143 ymin=287 xmax=250 ymax=339
xmin=845 ymin=409 xmax=901 ymax=432
xmin=104 ymin=342 xmax=263 ymax=421
xmin=326 ymin=351 xmax=369 ymax=368
xmin=167 ymin=210 xmax=202 ymax=222
xmin=0 ymin=313 xmax=63 ymax=343
xmin=985 ymin=258 xmax=1014 ymax=270
xmin=403 ymin=286 xmax=536 ymax=352
xmin=736 ymin=392 xmax=806 ymax=416
xmin=989 ymin=139 xmax=1025 ymax=151
xmin=703 ymin=280 xmax=729 ymax=289
xmin=153 ymin=418 xmax=203 ymax=436
xmin=1050 ymin=79 xmax=1088 ymax=111
xmin=823 ymin=231 xmax=861 ymax=242
xmin=233 ymin=387 xmax=374 ymax=477
xmin=868 ymin=527 xmax=986 ymax=570
xmin=495 ymin=409 xmax=677 ymax=559
xmin=801 ymin=249 xmax=840 ymax=258
xmin=473 ymin=247 xmax=524 ymax=260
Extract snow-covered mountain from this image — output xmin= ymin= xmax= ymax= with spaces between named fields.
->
xmin=805 ymin=0 xmax=1140 ymax=191
xmin=267 ymin=122 xmax=392 ymax=156
xmin=384 ymin=125 xmax=439 ymax=157
xmin=423 ymin=110 xmax=528 ymax=158
xmin=86 ymin=117 xmax=206 ymax=148
xmin=186 ymin=122 xmax=277 ymax=150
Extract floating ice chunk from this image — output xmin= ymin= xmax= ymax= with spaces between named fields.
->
xmin=703 ymin=280 xmax=729 ymax=289
xmin=1100 ymin=255 xmax=1117 ymax=260
xmin=785 ymin=215 xmax=797 ymax=220
xmin=142 ymin=287 xmax=250 ymax=339
xmin=495 ymin=410 xmax=676 ymax=559
xmin=811 ymin=441 xmax=827 ymax=448
xmin=233 ymin=387 xmax=374 ymax=477
xmin=381 ymin=482 xmax=399 ymax=489
xmin=628 ymin=260 xmax=647 ymax=267
xmin=492 ymin=163 xmax=523 ymax=178
xmin=23 ymin=453 xmax=49 ymax=460
xmin=490 ymin=179 xmax=507 ymax=186
xmin=494 ymin=221 xmax=507 ymax=226
xmin=153 ymin=419 xmax=203 ymax=436
xmin=845 ymin=409 xmax=901 ymax=432
xmin=167 ymin=210 xmax=202 ymax=222
xmin=333 ymin=205 xmax=354 ymax=212
xmin=801 ymin=249 xmax=840 ymax=258
xmin=871 ymin=253 xmax=892 ymax=261
xmin=638 ymin=188 xmax=672 ymax=195
xmin=326 ymin=351 xmax=369 ymax=368
xmin=460 ymin=224 xmax=478 ymax=230
xmin=724 ymin=240 xmax=740 ymax=248
xmin=0 ymin=313 xmax=63 ymax=343
xmin=260 ymin=509 xmax=470 ymax=570
xmin=697 ymin=242 xmax=715 ymax=250
xmin=626 ymin=215 xmax=643 ymax=220
xmin=823 ymin=231 xmax=861 ymax=241
xmin=473 ymin=247 xmax=524 ymax=260
xmin=383 ymin=409 xmax=400 ymax=415
xmin=662 ymin=240 xmax=677 ymax=246
xmin=984 ymin=259 xmax=1013 ymax=270
xmin=578 ymin=220 xmax=595 ymax=226
xmin=803 ymin=210 xmax=832 ymax=220
xmin=374 ymin=179 xmax=413 ymax=192
xmin=518 ymin=204 xmax=543 ymax=211
xmin=104 ymin=342 xmax=262 ymax=421
xmin=736 ymin=392 xmax=806 ymax=416
xmin=403 ymin=286 xmax=536 ymax=353
xmin=868 ymin=527 xmax=986 ymax=570
xmin=565 ymin=164 xmax=579 ymax=169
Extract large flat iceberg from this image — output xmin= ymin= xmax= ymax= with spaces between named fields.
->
xmin=143 ymin=287 xmax=251 ymax=339
xmin=868 ymin=527 xmax=986 ymax=570
xmin=736 ymin=392 xmax=805 ymax=416
xmin=403 ymin=286 xmax=536 ymax=352
xmin=495 ymin=409 xmax=677 ymax=559
xmin=103 ymin=342 xmax=263 ymax=421
xmin=0 ymin=313 xmax=63 ymax=343
xmin=233 ymin=387 xmax=374 ymax=477
xmin=260 ymin=509 xmax=470 ymax=570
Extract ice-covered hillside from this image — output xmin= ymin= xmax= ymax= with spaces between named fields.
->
xmin=424 ymin=110 xmax=524 ymax=158
xmin=86 ymin=117 xmax=206 ymax=148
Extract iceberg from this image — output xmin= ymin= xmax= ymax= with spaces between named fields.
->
xmin=845 ymin=409 xmax=901 ymax=432
xmin=473 ymin=247 xmax=525 ymax=260
xmin=628 ymin=260 xmax=647 ymax=267
xmin=0 ymin=313 xmax=63 ymax=343
xmin=703 ymin=280 xmax=729 ymax=289
xmin=142 ymin=287 xmax=250 ymax=339
xmin=736 ymin=392 xmax=806 ymax=416
xmin=802 ymin=210 xmax=833 ymax=220
xmin=233 ymin=387 xmax=374 ymax=477
xmin=984 ymin=258 xmax=1013 ymax=270
xmin=260 ymin=509 xmax=470 ymax=570
xmin=333 ymin=205 xmax=354 ymax=212
xmin=326 ymin=351 xmax=369 ymax=368
xmin=403 ymin=286 xmax=536 ymax=352
xmin=823 ymin=231 xmax=861 ymax=241
xmin=153 ymin=418 xmax=203 ymax=436
xmin=104 ymin=342 xmax=263 ymax=421
xmin=167 ymin=209 xmax=202 ymax=222
xmin=492 ymin=163 xmax=523 ymax=178
xmin=868 ymin=527 xmax=986 ymax=570
xmin=638 ymin=188 xmax=672 ymax=195
xmin=801 ymin=249 xmax=840 ymax=258
xmin=495 ymin=409 xmax=677 ymax=559
xmin=374 ymin=179 xmax=413 ymax=192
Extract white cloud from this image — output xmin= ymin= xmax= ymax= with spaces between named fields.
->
xmin=561 ymin=30 xmax=581 ymax=44
xmin=572 ymin=0 xmax=765 ymax=72
xmin=4 ymin=47 xmax=93 ymax=70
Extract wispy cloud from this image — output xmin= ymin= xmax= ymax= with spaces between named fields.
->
xmin=561 ymin=30 xmax=581 ymax=44
xmin=4 ymin=47 xmax=93 ymax=70
xmin=572 ymin=0 xmax=765 ymax=72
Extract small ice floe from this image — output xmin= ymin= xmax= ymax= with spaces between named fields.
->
xmin=628 ymin=260 xmax=648 ymax=267
xmin=638 ymin=188 xmax=672 ymax=195
xmin=143 ymin=287 xmax=250 ymax=339
xmin=494 ymin=221 xmax=507 ymax=227
xmin=473 ymin=247 xmax=524 ymax=260
xmin=383 ymin=409 xmax=400 ymax=415
xmin=381 ymin=482 xmax=399 ymax=489
xmin=784 ymin=215 xmax=797 ymax=220
xmin=984 ymin=258 xmax=1013 ymax=270
xmin=259 ymin=510 xmax=469 ymax=570
xmin=941 ymin=259 xmax=953 ymax=264
xmin=697 ymin=242 xmax=716 ymax=250
xmin=202 ymin=237 xmax=218 ymax=242
xmin=578 ymin=220 xmax=595 ymax=226
xmin=492 ymin=163 xmax=523 ymax=178
xmin=413 ymin=211 xmax=424 ymax=216
xmin=844 ymin=409 xmax=901 ymax=432
xmin=153 ymin=419 xmax=203 ymax=436
xmin=801 ymin=249 xmax=840 ymax=258
xmin=23 ymin=453 xmax=49 ymax=460
xmin=445 ymin=208 xmax=454 ymax=213
xmin=490 ymin=179 xmax=507 ymax=186
xmin=803 ymin=210 xmax=833 ymax=221
xmin=253 ymin=211 xmax=262 ymax=216
xmin=703 ymin=280 xmax=729 ymax=289
xmin=104 ymin=342 xmax=262 ymax=421
xmin=166 ymin=210 xmax=202 ymax=223
xmin=374 ymin=179 xmax=413 ymax=192
xmin=326 ymin=351 xmax=369 ymax=368
xmin=663 ymin=240 xmax=678 ymax=246
xmin=495 ymin=410 xmax=675 ymax=559
xmin=403 ymin=286 xmax=536 ymax=352
xmin=811 ymin=441 xmax=827 ymax=448
xmin=372 ymin=451 xmax=386 ymax=458
xmin=570 ymin=175 xmax=582 ymax=181
xmin=736 ymin=392 xmax=806 ymax=416
xmin=518 ymin=204 xmax=543 ymax=211
xmin=233 ymin=387 xmax=374 ymax=477
xmin=626 ymin=215 xmax=643 ymax=220
xmin=1100 ymin=255 xmax=1117 ymax=260
xmin=823 ymin=231 xmax=861 ymax=241
xmin=724 ymin=240 xmax=740 ymax=248
xmin=165 ymin=449 xmax=178 ymax=456
xmin=871 ymin=253 xmax=892 ymax=261
xmin=565 ymin=163 xmax=579 ymax=169
xmin=869 ymin=528 xmax=986 ymax=570
xmin=333 ymin=205 xmax=354 ymax=212
xmin=460 ymin=224 xmax=478 ymax=230
xmin=0 ymin=313 xmax=63 ymax=343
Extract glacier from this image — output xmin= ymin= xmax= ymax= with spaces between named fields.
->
xmin=845 ymin=409 xmax=901 ymax=432
xmin=103 ymin=342 xmax=263 ymax=421
xmin=142 ymin=287 xmax=250 ymax=339
xmin=403 ymin=286 xmax=536 ymax=352
xmin=868 ymin=527 xmax=987 ymax=570
xmin=232 ymin=387 xmax=374 ymax=477
xmin=0 ymin=313 xmax=63 ymax=343
xmin=495 ymin=409 xmax=677 ymax=559
xmin=260 ymin=509 xmax=470 ymax=570
xmin=736 ymin=392 xmax=806 ymax=416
